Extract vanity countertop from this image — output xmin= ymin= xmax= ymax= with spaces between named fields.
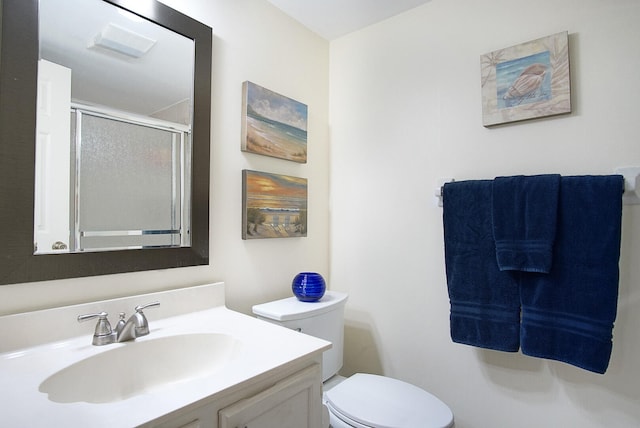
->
xmin=0 ymin=283 xmax=331 ymax=427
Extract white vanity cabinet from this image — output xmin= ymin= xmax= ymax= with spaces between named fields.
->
xmin=0 ymin=283 xmax=331 ymax=428
xmin=147 ymin=360 xmax=324 ymax=428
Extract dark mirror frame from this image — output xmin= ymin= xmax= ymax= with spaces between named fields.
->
xmin=0 ymin=0 xmax=211 ymax=285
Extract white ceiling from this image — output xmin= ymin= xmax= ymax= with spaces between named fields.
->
xmin=39 ymin=0 xmax=433 ymax=119
xmin=40 ymin=0 xmax=193 ymax=118
xmin=266 ymin=0 xmax=432 ymax=40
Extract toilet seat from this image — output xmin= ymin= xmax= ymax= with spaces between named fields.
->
xmin=324 ymin=373 xmax=453 ymax=428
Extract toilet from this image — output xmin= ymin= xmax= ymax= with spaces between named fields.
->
xmin=252 ymin=291 xmax=454 ymax=428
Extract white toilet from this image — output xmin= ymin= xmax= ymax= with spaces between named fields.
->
xmin=252 ymin=291 xmax=454 ymax=428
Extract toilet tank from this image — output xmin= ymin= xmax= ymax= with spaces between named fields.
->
xmin=252 ymin=291 xmax=348 ymax=382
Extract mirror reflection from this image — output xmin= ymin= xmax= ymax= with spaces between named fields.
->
xmin=35 ymin=0 xmax=195 ymax=254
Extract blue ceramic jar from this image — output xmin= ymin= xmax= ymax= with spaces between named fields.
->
xmin=292 ymin=272 xmax=326 ymax=302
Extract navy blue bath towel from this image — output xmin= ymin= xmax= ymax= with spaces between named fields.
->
xmin=492 ymin=175 xmax=560 ymax=273
xmin=520 ymin=175 xmax=624 ymax=374
xmin=443 ymin=180 xmax=520 ymax=352
xmin=443 ymin=175 xmax=623 ymax=373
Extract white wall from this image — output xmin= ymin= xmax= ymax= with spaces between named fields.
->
xmin=0 ymin=0 xmax=330 ymax=316
xmin=329 ymin=0 xmax=640 ymax=427
xmin=4 ymin=0 xmax=640 ymax=426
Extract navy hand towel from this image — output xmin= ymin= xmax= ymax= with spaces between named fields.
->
xmin=443 ymin=180 xmax=520 ymax=352
xmin=520 ymin=175 xmax=624 ymax=374
xmin=492 ymin=174 xmax=560 ymax=273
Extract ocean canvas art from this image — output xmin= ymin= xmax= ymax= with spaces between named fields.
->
xmin=481 ymin=32 xmax=571 ymax=126
xmin=242 ymin=170 xmax=307 ymax=240
xmin=241 ymin=81 xmax=308 ymax=163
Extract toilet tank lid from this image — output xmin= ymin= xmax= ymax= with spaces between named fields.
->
xmin=252 ymin=290 xmax=348 ymax=321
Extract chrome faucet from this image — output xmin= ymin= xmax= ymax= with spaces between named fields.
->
xmin=78 ymin=302 xmax=160 ymax=345
xmin=114 ymin=302 xmax=160 ymax=342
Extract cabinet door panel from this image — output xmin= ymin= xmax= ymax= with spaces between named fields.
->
xmin=219 ymin=364 xmax=322 ymax=428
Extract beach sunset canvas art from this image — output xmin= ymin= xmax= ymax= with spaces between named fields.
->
xmin=242 ymin=170 xmax=308 ymax=240
xmin=241 ymin=81 xmax=308 ymax=163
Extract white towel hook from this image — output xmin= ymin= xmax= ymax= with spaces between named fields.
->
xmin=615 ymin=167 xmax=640 ymax=205
xmin=435 ymin=177 xmax=455 ymax=207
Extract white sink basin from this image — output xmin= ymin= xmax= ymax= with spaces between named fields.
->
xmin=39 ymin=333 xmax=242 ymax=404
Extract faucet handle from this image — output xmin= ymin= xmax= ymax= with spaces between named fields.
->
xmin=77 ymin=311 xmax=115 ymax=346
xmin=135 ymin=301 xmax=160 ymax=313
xmin=133 ymin=302 xmax=160 ymax=336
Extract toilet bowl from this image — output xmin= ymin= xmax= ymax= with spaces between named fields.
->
xmin=324 ymin=373 xmax=453 ymax=428
xmin=252 ymin=291 xmax=454 ymax=428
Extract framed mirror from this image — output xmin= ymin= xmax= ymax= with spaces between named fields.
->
xmin=0 ymin=0 xmax=212 ymax=285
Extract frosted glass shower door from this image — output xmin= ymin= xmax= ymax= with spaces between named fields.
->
xmin=74 ymin=111 xmax=190 ymax=251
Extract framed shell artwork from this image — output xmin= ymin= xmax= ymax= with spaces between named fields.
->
xmin=481 ymin=31 xmax=571 ymax=127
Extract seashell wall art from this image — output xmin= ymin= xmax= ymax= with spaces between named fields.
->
xmin=481 ymin=31 xmax=571 ymax=127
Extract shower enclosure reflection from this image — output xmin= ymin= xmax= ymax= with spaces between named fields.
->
xmin=0 ymin=0 xmax=211 ymax=284
xmin=34 ymin=0 xmax=194 ymax=254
